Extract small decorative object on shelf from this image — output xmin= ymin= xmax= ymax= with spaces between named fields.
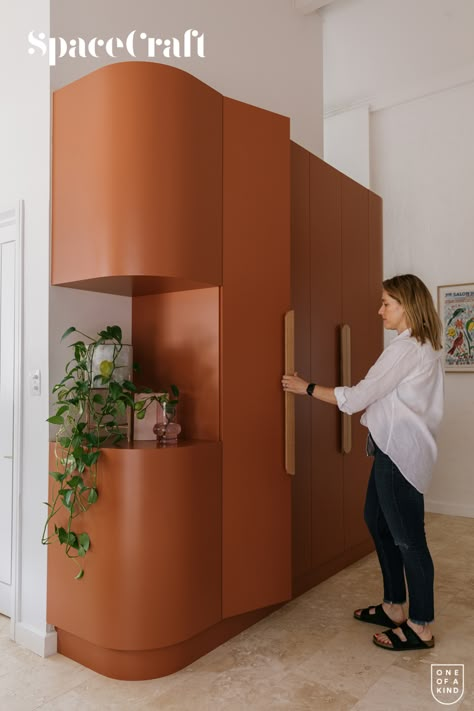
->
xmin=133 ymin=392 xmax=165 ymax=440
xmin=152 ymin=385 xmax=181 ymax=445
xmin=91 ymin=343 xmax=133 ymax=385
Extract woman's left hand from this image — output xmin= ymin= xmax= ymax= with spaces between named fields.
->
xmin=282 ymin=372 xmax=309 ymax=395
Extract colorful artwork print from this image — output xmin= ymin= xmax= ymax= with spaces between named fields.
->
xmin=438 ymin=284 xmax=474 ymax=372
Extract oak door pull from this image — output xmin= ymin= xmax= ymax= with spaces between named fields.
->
xmin=340 ymin=324 xmax=352 ymax=454
xmin=284 ymin=310 xmax=295 ymax=475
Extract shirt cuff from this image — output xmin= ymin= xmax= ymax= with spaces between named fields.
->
xmin=334 ymin=386 xmax=348 ymax=411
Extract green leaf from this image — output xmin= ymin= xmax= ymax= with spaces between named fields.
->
xmin=75 ymin=569 xmax=84 ymax=580
xmin=57 ymin=527 xmax=68 ymax=544
xmin=58 ymin=437 xmax=71 ymax=448
xmin=122 ymin=380 xmax=137 ymax=392
xmin=110 ymin=325 xmax=122 ymax=342
xmin=67 ymin=532 xmax=78 ymax=548
xmin=82 ymin=450 xmax=100 ymax=467
xmin=92 ymin=393 xmax=105 ymax=404
xmin=77 ymin=546 xmax=86 ymax=557
xmin=55 ymin=405 xmax=70 ymax=417
xmin=134 ymin=400 xmax=145 ymax=410
xmin=61 ymin=326 xmax=77 ymax=341
xmin=78 ymin=533 xmax=90 ymax=552
xmin=109 ymin=381 xmax=122 ymax=399
xmin=63 ymin=489 xmax=74 ymax=508
xmin=171 ymin=384 xmax=180 ymax=398
xmin=49 ymin=470 xmax=66 ymax=482
xmin=47 ymin=415 xmax=65 ymax=425
xmin=68 ymin=476 xmax=84 ymax=489
xmin=88 ymin=488 xmax=99 ymax=504
xmin=136 ymin=410 xmax=146 ymax=420
xmin=115 ymin=399 xmax=126 ymax=417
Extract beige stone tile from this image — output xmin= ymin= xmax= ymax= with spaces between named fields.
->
xmin=2 ymin=511 xmax=472 ymax=711
xmin=34 ymin=670 xmax=183 ymax=711
xmin=138 ymin=667 xmax=358 ymax=711
xmin=352 ymin=664 xmax=452 ymax=711
xmin=292 ymin=625 xmax=398 ymax=699
xmin=0 ymin=645 xmax=95 ymax=708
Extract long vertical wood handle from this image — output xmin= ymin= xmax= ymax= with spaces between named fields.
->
xmin=340 ymin=324 xmax=352 ymax=454
xmin=284 ymin=311 xmax=295 ymax=475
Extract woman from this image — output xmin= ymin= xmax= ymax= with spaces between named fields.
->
xmin=282 ymin=274 xmax=444 ymax=651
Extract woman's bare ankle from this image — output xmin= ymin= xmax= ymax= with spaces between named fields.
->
xmin=382 ymin=602 xmax=406 ymax=621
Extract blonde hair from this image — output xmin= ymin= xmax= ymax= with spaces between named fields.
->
xmin=383 ymin=274 xmax=442 ymax=350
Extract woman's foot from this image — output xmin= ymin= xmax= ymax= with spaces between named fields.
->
xmin=373 ymin=619 xmax=433 ymax=648
xmin=354 ymin=602 xmax=406 ymax=625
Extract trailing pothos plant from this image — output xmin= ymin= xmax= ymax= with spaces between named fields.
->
xmin=42 ymin=325 xmax=155 ymax=579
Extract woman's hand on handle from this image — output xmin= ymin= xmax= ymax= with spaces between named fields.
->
xmin=282 ymin=372 xmax=308 ymax=396
xmin=282 ymin=373 xmax=338 ymax=405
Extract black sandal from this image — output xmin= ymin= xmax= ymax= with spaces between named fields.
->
xmin=353 ymin=603 xmax=404 ymax=628
xmin=373 ymin=621 xmax=435 ymax=651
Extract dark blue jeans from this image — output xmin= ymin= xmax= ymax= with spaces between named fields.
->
xmin=364 ymin=438 xmax=435 ymax=625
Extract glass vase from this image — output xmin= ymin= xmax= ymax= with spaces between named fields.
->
xmin=153 ymin=401 xmax=181 ymax=445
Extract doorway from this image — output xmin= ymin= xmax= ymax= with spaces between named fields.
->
xmin=0 ymin=202 xmax=22 ymax=620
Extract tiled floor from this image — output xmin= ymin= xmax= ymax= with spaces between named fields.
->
xmin=1 ymin=512 xmax=473 ymax=710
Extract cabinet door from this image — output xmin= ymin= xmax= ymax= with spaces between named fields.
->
xmin=310 ymin=156 xmax=344 ymax=569
xmin=291 ymin=143 xmax=312 ymax=580
xmin=222 ymin=98 xmax=292 ymax=618
xmin=340 ymin=175 xmax=372 ymax=550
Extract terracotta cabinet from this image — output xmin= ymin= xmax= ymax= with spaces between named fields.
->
xmin=49 ymin=61 xmax=381 ymax=681
xmin=49 ymin=62 xmax=292 ymax=680
xmin=221 ymin=98 xmax=291 ymax=618
xmin=291 ymin=143 xmax=383 ymax=595
xmin=52 ymin=62 xmax=222 ymax=295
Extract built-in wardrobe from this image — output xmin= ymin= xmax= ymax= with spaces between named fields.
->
xmin=291 ymin=143 xmax=382 ymax=595
xmin=48 ymin=61 xmax=382 ymax=680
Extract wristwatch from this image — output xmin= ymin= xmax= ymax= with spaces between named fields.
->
xmin=306 ymin=382 xmax=316 ymax=397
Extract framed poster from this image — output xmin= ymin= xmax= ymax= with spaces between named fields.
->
xmin=437 ymin=283 xmax=474 ymax=372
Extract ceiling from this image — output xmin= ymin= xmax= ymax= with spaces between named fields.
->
xmin=292 ymin=0 xmax=340 ymax=14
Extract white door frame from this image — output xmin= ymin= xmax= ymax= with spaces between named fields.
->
xmin=0 ymin=201 xmax=24 ymax=635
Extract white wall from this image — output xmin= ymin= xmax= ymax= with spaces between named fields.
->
xmin=322 ymin=0 xmax=474 ymax=515
xmin=324 ymin=106 xmax=370 ymax=187
xmin=0 ymin=0 xmax=53 ymax=653
xmin=50 ymin=0 xmax=323 ymax=156
xmin=371 ymin=86 xmax=474 ymax=515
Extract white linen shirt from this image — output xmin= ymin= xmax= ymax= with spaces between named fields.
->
xmin=334 ymin=329 xmax=444 ymax=494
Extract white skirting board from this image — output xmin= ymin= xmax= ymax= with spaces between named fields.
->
xmin=13 ymin=622 xmax=57 ymax=658
xmin=425 ymin=499 xmax=474 ymax=519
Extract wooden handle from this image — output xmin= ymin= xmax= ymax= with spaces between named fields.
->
xmin=340 ymin=324 xmax=352 ymax=454
xmin=284 ymin=311 xmax=295 ymax=475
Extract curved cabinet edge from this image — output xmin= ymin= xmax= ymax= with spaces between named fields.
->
xmin=57 ymin=602 xmax=281 ymax=680
xmin=47 ymin=441 xmax=222 ymax=651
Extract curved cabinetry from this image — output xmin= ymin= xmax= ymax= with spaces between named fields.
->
xmin=49 ymin=62 xmax=292 ymax=680
xmin=52 ymin=62 xmax=222 ymax=294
